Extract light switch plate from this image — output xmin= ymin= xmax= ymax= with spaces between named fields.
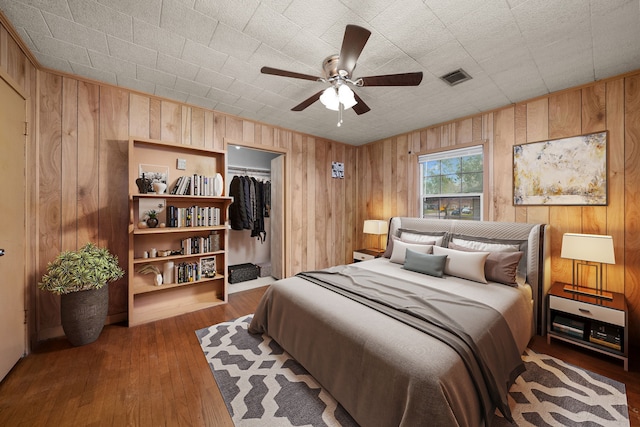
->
xmin=177 ymin=158 xmax=187 ymax=170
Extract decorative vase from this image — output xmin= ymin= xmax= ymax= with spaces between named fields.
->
xmin=136 ymin=174 xmax=151 ymax=194
xmin=146 ymin=217 xmax=158 ymax=228
xmin=60 ymin=284 xmax=109 ymax=346
xmin=163 ymin=261 xmax=174 ymax=285
xmin=153 ymin=182 xmax=167 ymax=194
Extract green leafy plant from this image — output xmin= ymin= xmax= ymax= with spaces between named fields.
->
xmin=146 ymin=210 xmax=157 ymax=219
xmin=39 ymin=243 xmax=125 ymax=295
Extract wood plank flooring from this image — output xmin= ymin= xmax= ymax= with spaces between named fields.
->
xmin=0 ymin=285 xmax=638 ymax=426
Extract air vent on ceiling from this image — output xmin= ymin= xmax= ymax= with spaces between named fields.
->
xmin=440 ymin=68 xmax=472 ymax=86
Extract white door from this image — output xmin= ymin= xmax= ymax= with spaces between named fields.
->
xmin=270 ymin=155 xmax=284 ymax=279
xmin=0 ymin=75 xmax=27 ymax=381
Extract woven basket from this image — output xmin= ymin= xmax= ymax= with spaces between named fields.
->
xmin=228 ymin=263 xmax=259 ymax=284
xmin=60 ymin=284 xmax=109 ymax=346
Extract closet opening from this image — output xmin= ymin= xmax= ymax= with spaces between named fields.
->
xmin=226 ymin=144 xmax=285 ymax=293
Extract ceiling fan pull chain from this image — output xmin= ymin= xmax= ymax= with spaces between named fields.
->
xmin=337 ymin=103 xmax=344 ymax=127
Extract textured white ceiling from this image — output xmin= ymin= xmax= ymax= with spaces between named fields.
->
xmin=1 ymin=0 xmax=639 ymax=145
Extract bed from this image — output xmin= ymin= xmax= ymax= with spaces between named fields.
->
xmin=249 ymin=217 xmax=550 ymax=426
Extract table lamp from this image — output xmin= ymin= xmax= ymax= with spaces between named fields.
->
xmin=560 ymin=233 xmax=615 ymax=300
xmin=363 ymin=220 xmax=388 ymax=253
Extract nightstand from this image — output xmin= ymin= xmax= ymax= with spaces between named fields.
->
xmin=547 ymin=282 xmax=628 ymax=370
xmin=353 ymin=248 xmax=383 ymax=262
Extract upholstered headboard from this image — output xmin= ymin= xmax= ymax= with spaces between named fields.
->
xmin=387 ymin=217 xmax=551 ymax=335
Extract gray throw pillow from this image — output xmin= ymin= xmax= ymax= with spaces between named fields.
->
xmin=402 ymin=249 xmax=447 ymax=278
xmin=448 ymin=242 xmax=523 ymax=286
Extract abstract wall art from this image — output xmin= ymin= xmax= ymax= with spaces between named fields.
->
xmin=513 ymin=131 xmax=608 ymax=206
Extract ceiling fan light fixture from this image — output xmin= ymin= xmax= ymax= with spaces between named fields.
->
xmin=261 ymin=25 xmax=421 ymax=121
xmin=320 ymin=87 xmax=340 ymax=110
xmin=338 ymin=84 xmax=357 ymax=109
xmin=320 ymin=84 xmax=358 ymax=111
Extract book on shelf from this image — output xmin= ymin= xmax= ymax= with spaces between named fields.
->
xmin=588 ymin=335 xmax=622 ymax=351
xmin=589 ymin=322 xmax=622 ymax=351
xmin=166 ymin=205 xmax=221 ymax=228
xmin=174 ymin=261 xmax=201 ymax=284
xmin=170 ymin=176 xmax=183 ymax=195
xmin=180 ymin=231 xmax=220 ymax=255
xmin=170 ymin=174 xmax=220 ymax=196
xmin=552 ymin=323 xmax=584 ymax=339
xmin=553 ymin=315 xmax=585 ymax=330
xmin=552 ymin=315 xmax=585 ymax=339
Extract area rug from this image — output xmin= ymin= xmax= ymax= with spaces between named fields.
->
xmin=196 ymin=315 xmax=629 ymax=427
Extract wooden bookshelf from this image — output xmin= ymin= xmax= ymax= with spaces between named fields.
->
xmin=127 ymin=137 xmax=232 ymax=326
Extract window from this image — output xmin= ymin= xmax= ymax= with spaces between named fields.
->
xmin=419 ymin=145 xmax=484 ymax=220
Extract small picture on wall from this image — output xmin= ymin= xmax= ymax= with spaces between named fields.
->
xmin=200 ymin=256 xmax=217 ymax=278
xmin=139 ymin=164 xmax=169 ymax=184
xmin=332 ymin=161 xmax=344 ymax=179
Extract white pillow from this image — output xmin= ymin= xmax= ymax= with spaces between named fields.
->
xmin=432 ymin=246 xmax=489 ymax=283
xmin=390 ymin=240 xmax=433 ymax=264
xmin=400 ymin=232 xmax=445 ymax=246
xmin=451 ymin=238 xmax=519 ymax=252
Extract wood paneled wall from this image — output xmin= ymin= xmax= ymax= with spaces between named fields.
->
xmin=33 ymin=74 xmax=357 ymax=339
xmin=1 ymin=16 xmax=638 ymax=346
xmin=2 ymin=18 xmax=356 ymax=341
xmin=356 ymin=73 xmax=640 ymax=344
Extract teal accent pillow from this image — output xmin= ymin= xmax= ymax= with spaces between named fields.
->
xmin=402 ymin=249 xmax=447 ymax=278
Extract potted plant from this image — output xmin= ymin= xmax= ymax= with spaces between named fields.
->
xmin=145 ymin=209 xmax=159 ymax=228
xmin=39 ymin=243 xmax=125 ymax=346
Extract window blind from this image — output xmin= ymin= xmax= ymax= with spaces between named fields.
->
xmin=418 ymin=145 xmax=483 ymax=163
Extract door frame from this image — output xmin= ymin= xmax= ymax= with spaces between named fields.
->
xmin=0 ymin=68 xmax=30 ymax=360
xmin=223 ymin=139 xmax=290 ymax=277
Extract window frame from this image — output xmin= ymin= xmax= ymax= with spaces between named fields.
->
xmin=416 ymin=141 xmax=489 ymax=220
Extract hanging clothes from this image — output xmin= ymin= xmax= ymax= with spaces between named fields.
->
xmin=264 ymin=180 xmax=271 ymax=218
xmin=228 ymin=176 xmax=246 ymax=230
xmin=229 ymin=173 xmax=271 ymax=242
xmin=242 ymin=176 xmax=252 ymax=230
xmin=248 ymin=176 xmax=256 ymax=230
xmin=251 ymin=178 xmax=266 ymax=243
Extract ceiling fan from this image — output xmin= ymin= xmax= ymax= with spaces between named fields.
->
xmin=261 ymin=24 xmax=423 ymax=127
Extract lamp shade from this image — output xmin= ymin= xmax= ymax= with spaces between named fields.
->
xmin=319 ymin=85 xmax=358 ymax=111
xmin=363 ymin=220 xmax=388 ymax=235
xmin=338 ymin=85 xmax=357 ymax=109
xmin=560 ymin=233 xmax=615 ymax=264
xmin=320 ymin=87 xmax=339 ymax=111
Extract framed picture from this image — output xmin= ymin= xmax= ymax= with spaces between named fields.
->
xmin=200 ymin=256 xmax=217 ymax=278
xmin=139 ymin=164 xmax=169 ymax=184
xmin=513 ymin=131 xmax=608 ymax=206
xmin=331 ymin=161 xmax=344 ymax=179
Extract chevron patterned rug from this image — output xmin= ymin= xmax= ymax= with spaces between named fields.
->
xmin=196 ymin=315 xmax=629 ymax=427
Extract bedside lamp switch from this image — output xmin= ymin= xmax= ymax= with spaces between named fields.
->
xmin=177 ymin=158 xmax=187 ymax=170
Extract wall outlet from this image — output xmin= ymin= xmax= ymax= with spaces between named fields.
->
xmin=177 ymin=158 xmax=187 ymax=170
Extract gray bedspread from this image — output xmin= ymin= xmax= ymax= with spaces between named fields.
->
xmin=249 ymin=262 xmax=531 ymax=427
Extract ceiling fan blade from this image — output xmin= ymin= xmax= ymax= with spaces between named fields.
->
xmin=359 ymin=72 xmax=423 ymax=86
xmin=352 ymin=91 xmax=370 ymax=115
xmin=337 ymin=25 xmax=371 ymax=76
xmin=261 ymin=66 xmax=322 ymax=82
xmin=291 ymin=91 xmax=323 ymax=111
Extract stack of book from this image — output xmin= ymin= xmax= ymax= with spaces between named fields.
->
xmin=589 ymin=323 xmax=622 ymax=351
xmin=174 ymin=261 xmax=201 ymax=284
xmin=171 ymin=174 xmax=219 ymax=196
xmin=180 ymin=232 xmax=220 ymax=255
xmin=166 ymin=205 xmax=221 ymax=227
xmin=552 ymin=315 xmax=585 ymax=339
